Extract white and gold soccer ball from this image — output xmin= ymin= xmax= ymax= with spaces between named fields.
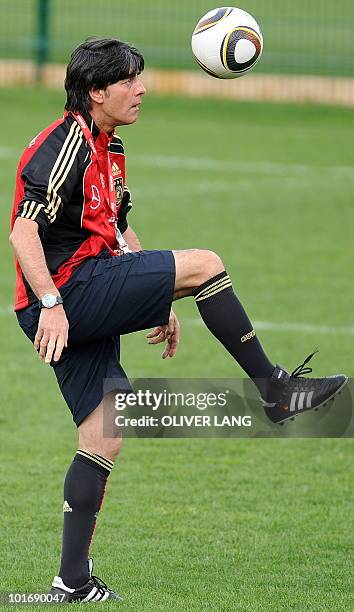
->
xmin=191 ymin=6 xmax=263 ymax=79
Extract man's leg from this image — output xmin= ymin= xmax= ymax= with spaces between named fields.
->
xmin=173 ymin=249 xmax=275 ymax=391
xmin=58 ymin=403 xmax=122 ymax=588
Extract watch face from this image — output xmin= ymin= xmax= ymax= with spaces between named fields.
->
xmin=42 ymin=294 xmax=57 ymax=308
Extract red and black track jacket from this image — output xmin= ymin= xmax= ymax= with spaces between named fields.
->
xmin=11 ymin=112 xmax=131 ymax=311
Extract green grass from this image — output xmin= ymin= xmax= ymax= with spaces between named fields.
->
xmin=1 ymin=0 xmax=354 ymax=75
xmin=1 ymin=88 xmax=354 ymax=610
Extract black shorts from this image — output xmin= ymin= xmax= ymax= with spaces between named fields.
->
xmin=16 ymin=250 xmax=175 ymax=426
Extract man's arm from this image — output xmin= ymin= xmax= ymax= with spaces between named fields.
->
xmin=11 ymin=121 xmax=81 ymax=362
xmin=122 ymin=226 xmax=142 ymax=252
xmin=10 ymin=217 xmax=69 ymax=364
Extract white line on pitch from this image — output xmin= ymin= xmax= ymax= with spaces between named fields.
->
xmin=0 ymin=305 xmax=14 ymax=314
xmin=1 ymin=148 xmax=353 ymax=178
xmin=1 ymin=306 xmax=353 ymax=336
xmin=131 ymin=154 xmax=354 ymax=178
xmin=0 ymin=147 xmax=19 ymax=158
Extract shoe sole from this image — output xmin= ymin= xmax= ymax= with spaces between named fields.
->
xmin=276 ymin=376 xmax=348 ymax=425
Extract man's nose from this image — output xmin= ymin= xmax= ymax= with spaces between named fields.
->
xmin=136 ymin=77 xmax=146 ymax=96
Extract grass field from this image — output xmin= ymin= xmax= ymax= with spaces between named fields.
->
xmin=1 ymin=88 xmax=354 ymax=610
xmin=1 ymin=0 xmax=354 ymax=76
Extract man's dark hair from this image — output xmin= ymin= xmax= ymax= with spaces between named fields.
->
xmin=65 ymin=37 xmax=144 ymax=115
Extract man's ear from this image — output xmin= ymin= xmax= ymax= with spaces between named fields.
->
xmin=89 ymin=88 xmax=104 ymax=105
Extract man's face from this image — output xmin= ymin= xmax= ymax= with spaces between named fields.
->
xmin=100 ymin=74 xmax=146 ymax=126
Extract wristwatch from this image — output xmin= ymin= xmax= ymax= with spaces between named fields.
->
xmin=39 ymin=294 xmax=63 ymax=309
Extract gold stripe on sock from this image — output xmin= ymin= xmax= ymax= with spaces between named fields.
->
xmin=194 ymin=275 xmax=230 ymax=300
xmin=198 ymin=277 xmax=232 ymax=298
xmin=92 ymin=453 xmax=114 ymax=470
xmin=76 ymin=450 xmax=113 ymax=472
xmin=195 ymin=280 xmax=232 ymax=302
xmin=79 ymin=449 xmax=114 ymax=470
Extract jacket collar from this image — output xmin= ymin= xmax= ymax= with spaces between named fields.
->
xmin=81 ymin=110 xmax=101 ymax=140
xmin=66 ymin=110 xmax=114 ymax=142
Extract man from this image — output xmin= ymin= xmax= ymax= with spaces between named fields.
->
xmin=9 ymin=38 xmax=346 ymax=603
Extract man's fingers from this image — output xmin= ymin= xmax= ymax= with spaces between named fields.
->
xmin=53 ymin=337 xmax=65 ymax=363
xmin=162 ymin=331 xmax=179 ymax=359
xmin=34 ymin=327 xmax=44 ymax=350
xmin=146 ymin=326 xmax=163 ymax=339
xmin=147 ymin=326 xmax=168 ymax=344
xmin=162 ymin=347 xmax=172 ymax=358
xmin=38 ymin=334 xmax=49 ymax=359
xmin=44 ymin=335 xmax=57 ymax=364
xmin=34 ymin=308 xmax=69 ymax=362
xmin=148 ymin=330 xmax=166 ymax=345
xmin=174 ymin=320 xmax=180 ymax=346
xmin=148 ymin=314 xmax=180 ymax=356
xmin=162 ymin=314 xmax=180 ymax=359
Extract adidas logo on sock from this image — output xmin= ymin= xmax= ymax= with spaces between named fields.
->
xmin=63 ymin=500 xmax=73 ymax=513
xmin=241 ymin=329 xmax=256 ymax=343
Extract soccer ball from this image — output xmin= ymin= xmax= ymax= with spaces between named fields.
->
xmin=191 ymin=6 xmax=263 ymax=79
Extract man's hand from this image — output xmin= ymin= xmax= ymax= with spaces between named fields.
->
xmin=34 ymin=305 xmax=69 ymax=364
xmin=146 ymin=309 xmax=180 ymax=359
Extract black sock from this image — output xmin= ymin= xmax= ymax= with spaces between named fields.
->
xmin=193 ymin=271 xmax=275 ymax=388
xmin=59 ymin=450 xmax=113 ymax=588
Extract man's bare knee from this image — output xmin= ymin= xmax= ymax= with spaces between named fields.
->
xmin=78 ymin=433 xmax=123 ymax=462
xmin=173 ymin=249 xmax=225 ymax=292
xmin=78 ymin=401 xmax=123 ymax=462
xmin=202 ymin=250 xmax=224 ymax=280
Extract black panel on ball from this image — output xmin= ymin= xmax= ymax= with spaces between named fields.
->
xmin=220 ymin=27 xmax=261 ymax=72
xmin=193 ymin=7 xmax=233 ymax=35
